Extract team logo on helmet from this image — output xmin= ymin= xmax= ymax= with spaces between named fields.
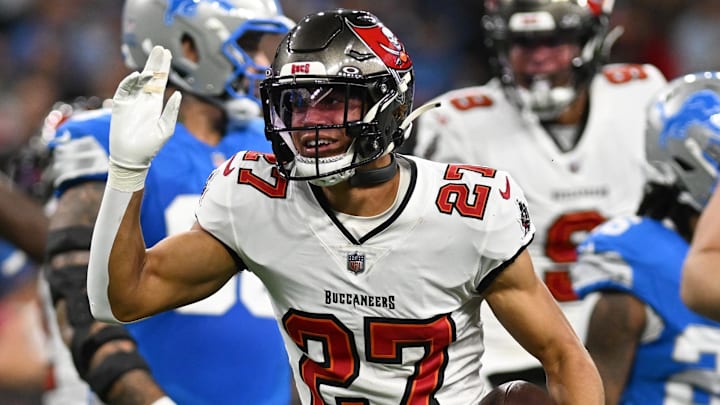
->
xmin=348 ymin=20 xmax=412 ymax=70
xmin=347 ymin=251 xmax=366 ymax=274
xmin=165 ymin=0 xmax=234 ymax=23
xmin=587 ymin=0 xmax=604 ymax=16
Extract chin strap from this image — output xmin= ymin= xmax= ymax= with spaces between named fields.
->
xmin=399 ymin=101 xmax=441 ymax=136
xmin=400 ymin=100 xmax=440 ymax=129
xmin=349 ymin=154 xmax=398 ymax=187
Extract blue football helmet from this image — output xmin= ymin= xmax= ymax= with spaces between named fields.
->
xmin=646 ymin=71 xmax=720 ymax=210
xmin=122 ymin=0 xmax=292 ymax=124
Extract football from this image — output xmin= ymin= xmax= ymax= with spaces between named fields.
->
xmin=479 ymin=380 xmax=553 ymax=405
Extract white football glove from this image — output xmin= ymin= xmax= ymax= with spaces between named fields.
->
xmin=107 ymin=45 xmax=182 ymax=192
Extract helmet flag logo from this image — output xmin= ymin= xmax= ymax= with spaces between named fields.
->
xmin=348 ymin=22 xmax=412 ymax=70
xmin=587 ymin=0 xmax=604 ymax=16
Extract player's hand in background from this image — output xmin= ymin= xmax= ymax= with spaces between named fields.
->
xmin=108 ymin=45 xmax=181 ymax=192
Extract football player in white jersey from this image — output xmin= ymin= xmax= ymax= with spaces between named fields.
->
xmin=411 ymin=0 xmax=667 ymax=387
xmin=86 ymin=9 xmax=603 ymax=404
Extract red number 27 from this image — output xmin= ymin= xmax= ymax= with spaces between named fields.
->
xmin=283 ymin=310 xmax=456 ymax=404
xmin=436 ymin=164 xmax=496 ymax=220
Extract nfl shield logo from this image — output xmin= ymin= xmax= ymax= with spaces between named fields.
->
xmin=347 ymin=252 xmax=366 ymax=274
xmin=518 ymin=200 xmax=531 ymax=237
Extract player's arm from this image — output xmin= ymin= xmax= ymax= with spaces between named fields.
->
xmin=682 ymin=186 xmax=720 ymax=321
xmin=46 ymin=181 xmax=172 ymax=405
xmin=0 ymin=174 xmax=48 ymax=262
xmin=484 ymin=249 xmax=604 ymax=405
xmin=99 ymin=191 xmax=237 ymax=322
xmin=584 ymin=292 xmax=644 ymax=405
xmin=0 ymin=258 xmax=48 ymax=390
xmin=87 ymin=46 xmax=237 ymax=323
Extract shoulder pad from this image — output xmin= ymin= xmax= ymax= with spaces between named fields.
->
xmin=600 ymin=63 xmax=666 ymax=86
xmin=47 ymin=110 xmax=112 ymax=149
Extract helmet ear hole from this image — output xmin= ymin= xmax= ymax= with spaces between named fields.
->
xmin=181 ymin=34 xmax=199 ymax=63
xmin=674 ymin=157 xmax=695 ymax=173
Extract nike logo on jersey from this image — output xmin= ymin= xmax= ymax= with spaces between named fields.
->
xmin=222 ymin=154 xmax=236 ymax=176
xmin=499 ymin=177 xmax=511 ymax=199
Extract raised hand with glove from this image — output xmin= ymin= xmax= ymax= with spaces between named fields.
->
xmin=88 ymin=46 xmax=181 ymax=323
xmin=108 ymin=45 xmax=182 ymax=192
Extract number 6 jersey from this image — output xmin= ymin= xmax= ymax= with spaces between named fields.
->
xmin=196 ymin=153 xmax=535 ymax=404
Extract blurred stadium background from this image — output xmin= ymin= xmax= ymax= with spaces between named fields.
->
xmin=1 ymin=0 xmax=718 ymax=164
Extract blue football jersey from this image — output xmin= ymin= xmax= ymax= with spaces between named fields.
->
xmin=572 ymin=216 xmax=720 ymax=404
xmin=48 ymin=110 xmax=291 ymax=405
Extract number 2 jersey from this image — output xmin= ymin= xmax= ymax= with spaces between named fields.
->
xmin=412 ymin=64 xmax=667 ymax=376
xmin=46 ymin=110 xmax=292 ymax=405
xmin=196 ymin=153 xmax=536 ymax=404
xmin=572 ymin=216 xmax=720 ymax=404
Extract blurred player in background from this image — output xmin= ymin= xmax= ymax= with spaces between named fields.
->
xmin=42 ymin=0 xmax=295 ymax=404
xmin=0 ymin=175 xmax=49 ymax=263
xmin=0 ymin=191 xmax=48 ymax=404
xmin=411 ymin=0 xmax=667 ymax=387
xmin=0 ymin=239 xmax=48 ymax=405
xmin=571 ymin=72 xmax=720 ymax=403
xmin=0 ymin=127 xmax=52 ymax=405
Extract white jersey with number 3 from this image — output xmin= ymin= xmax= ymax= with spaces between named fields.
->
xmin=196 ymin=153 xmax=535 ymax=404
xmin=413 ymin=64 xmax=667 ymax=376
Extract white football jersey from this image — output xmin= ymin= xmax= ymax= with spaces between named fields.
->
xmin=413 ymin=64 xmax=667 ymax=376
xmin=196 ymin=153 xmax=535 ymax=404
